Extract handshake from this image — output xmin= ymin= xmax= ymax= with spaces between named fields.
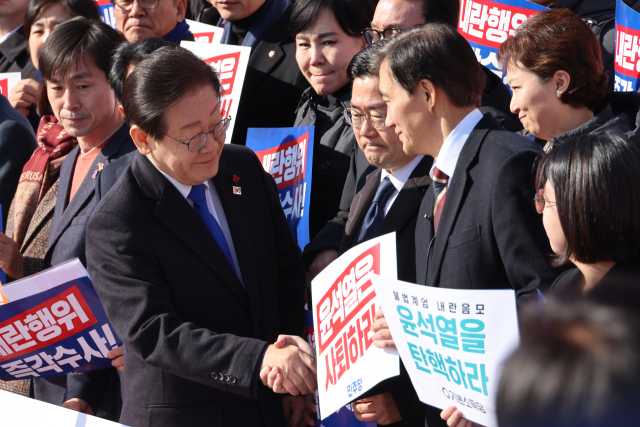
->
xmin=260 ymin=335 xmax=317 ymax=395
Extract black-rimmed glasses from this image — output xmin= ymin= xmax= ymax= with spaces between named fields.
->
xmin=162 ymin=117 xmax=232 ymax=152
xmin=113 ymin=0 xmax=160 ymax=12
xmin=361 ymin=27 xmax=403 ymax=45
xmin=344 ymin=108 xmax=386 ymax=130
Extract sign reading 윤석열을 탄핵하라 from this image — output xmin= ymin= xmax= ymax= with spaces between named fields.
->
xmin=312 ymin=233 xmax=400 ymax=419
xmin=372 ymin=276 xmax=520 ymax=427
xmin=458 ymin=0 xmax=546 ymax=80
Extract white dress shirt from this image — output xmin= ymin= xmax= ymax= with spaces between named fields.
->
xmin=146 ymin=156 xmax=244 ymax=285
xmin=380 ymin=154 xmax=425 ymax=215
xmin=0 ymin=25 xmax=22 ymax=45
xmin=430 ymin=108 xmax=483 ymax=186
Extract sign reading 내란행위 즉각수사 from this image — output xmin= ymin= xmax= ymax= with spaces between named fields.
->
xmin=614 ymin=0 xmax=640 ymax=92
xmin=312 ymin=233 xmax=400 ymax=419
xmin=372 ymin=275 xmax=520 ymax=427
xmin=180 ymin=41 xmax=251 ymax=144
xmin=458 ymin=0 xmax=546 ymax=80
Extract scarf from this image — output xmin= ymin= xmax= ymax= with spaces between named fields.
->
xmin=162 ymin=19 xmax=195 ymax=44
xmin=220 ymin=0 xmax=289 ymax=52
xmin=9 ymin=115 xmax=77 ymax=247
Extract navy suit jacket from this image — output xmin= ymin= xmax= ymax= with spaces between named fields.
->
xmin=32 ymin=123 xmax=134 ymax=420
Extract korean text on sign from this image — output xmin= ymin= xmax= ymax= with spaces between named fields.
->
xmin=614 ymin=0 xmax=640 ymax=91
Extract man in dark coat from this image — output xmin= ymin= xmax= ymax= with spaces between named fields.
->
xmin=33 ymin=18 xmax=132 ymax=421
xmin=0 ymin=0 xmax=37 ymax=79
xmin=86 ymin=45 xmax=314 ymax=427
xmin=212 ymin=0 xmax=308 ymax=145
xmin=111 ymin=0 xmax=195 ymax=43
xmin=372 ymin=24 xmax=560 ymax=427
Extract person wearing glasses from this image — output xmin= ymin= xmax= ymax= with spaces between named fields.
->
xmin=534 ymin=134 xmax=640 ymax=309
xmin=85 ymin=44 xmax=315 ymax=427
xmin=111 ymin=0 xmax=193 ymax=43
xmin=364 ymin=0 xmax=520 ymax=132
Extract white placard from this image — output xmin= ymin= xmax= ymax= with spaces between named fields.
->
xmin=312 ymin=233 xmax=400 ymax=419
xmin=181 ymin=42 xmax=250 ymax=144
xmin=0 ymin=72 xmax=22 ymax=98
xmin=186 ymin=19 xmax=224 ymax=44
xmin=372 ymin=275 xmax=520 ymax=427
xmin=0 ymin=389 xmax=129 ymax=426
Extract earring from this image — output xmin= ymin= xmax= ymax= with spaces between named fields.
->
xmin=557 ymin=90 xmax=562 ymax=96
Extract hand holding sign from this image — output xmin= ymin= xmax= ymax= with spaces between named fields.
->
xmin=371 ymin=308 xmax=397 ymax=351
xmin=0 ymin=232 xmax=23 ymax=280
xmin=441 ymin=405 xmax=484 ymax=427
xmin=8 ymin=78 xmax=38 ymax=117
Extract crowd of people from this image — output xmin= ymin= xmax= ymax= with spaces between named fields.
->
xmin=0 ymin=0 xmax=639 ymax=426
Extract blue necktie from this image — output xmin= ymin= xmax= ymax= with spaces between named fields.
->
xmin=188 ymin=184 xmax=236 ymax=273
xmin=357 ymin=176 xmax=396 ymax=244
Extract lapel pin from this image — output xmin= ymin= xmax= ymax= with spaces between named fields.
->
xmin=232 ymin=175 xmax=241 ymax=195
xmin=268 ymin=50 xmax=275 ymax=58
xmin=91 ymin=162 xmax=104 ymax=180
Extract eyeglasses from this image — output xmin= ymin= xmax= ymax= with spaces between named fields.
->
xmin=534 ymin=194 xmax=556 ymax=214
xmin=113 ymin=0 xmax=160 ymax=12
xmin=161 ymin=117 xmax=232 ymax=152
xmin=344 ymin=108 xmax=386 ymax=130
xmin=361 ymin=27 xmax=403 ymax=45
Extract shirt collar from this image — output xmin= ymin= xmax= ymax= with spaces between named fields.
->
xmin=430 ymin=108 xmax=483 ymax=181
xmin=0 ymin=25 xmax=22 ymax=45
xmin=145 ymin=155 xmax=210 ymax=199
xmin=381 ymin=155 xmax=425 ymax=192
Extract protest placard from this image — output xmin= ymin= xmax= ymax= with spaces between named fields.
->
xmin=0 ymin=389 xmax=129 ymax=426
xmin=0 ymin=72 xmax=21 ymax=98
xmin=0 ymin=204 xmax=5 ymax=286
xmin=95 ymin=0 xmax=116 ymax=28
xmin=186 ymin=19 xmax=224 ymax=44
xmin=0 ymin=259 xmax=122 ymax=381
xmin=372 ymin=275 xmax=520 ymax=427
xmin=312 ymin=233 xmax=400 ymax=419
xmin=181 ymin=42 xmax=250 ymax=143
xmin=246 ymin=126 xmax=314 ymax=250
xmin=458 ymin=0 xmax=546 ymax=80
xmin=614 ymin=0 xmax=640 ymax=91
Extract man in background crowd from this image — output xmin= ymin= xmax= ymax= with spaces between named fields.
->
xmin=211 ymin=0 xmax=308 ymax=145
xmin=0 ymin=0 xmax=37 ymax=79
xmin=111 ymin=0 xmax=195 ymax=43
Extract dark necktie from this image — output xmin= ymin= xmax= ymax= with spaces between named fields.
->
xmin=357 ymin=176 xmax=396 ymax=244
xmin=188 ymin=184 xmax=236 ymax=273
xmin=432 ymin=167 xmax=449 ymax=233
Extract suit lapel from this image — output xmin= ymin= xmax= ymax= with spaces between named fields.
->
xmin=48 ymin=146 xmax=78 ymax=249
xmin=344 ymin=169 xmax=380 ymax=244
xmin=133 ymin=155 xmax=250 ymax=310
xmin=213 ymin=159 xmax=261 ymax=334
xmin=426 ymin=116 xmax=495 ymax=286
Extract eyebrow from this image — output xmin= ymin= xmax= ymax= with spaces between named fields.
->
xmin=318 ymin=32 xmax=338 ymax=38
xmin=49 ymin=71 xmax=93 ymax=83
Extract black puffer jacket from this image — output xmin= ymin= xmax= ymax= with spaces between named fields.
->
xmin=294 ymin=84 xmax=356 ymax=240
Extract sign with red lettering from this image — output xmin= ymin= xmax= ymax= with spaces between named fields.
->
xmin=94 ymin=0 xmax=116 ymax=28
xmin=614 ymin=0 xmax=640 ymax=91
xmin=312 ymin=233 xmax=399 ymax=419
xmin=0 ymin=72 xmax=21 ymax=98
xmin=186 ymin=19 xmax=224 ymax=44
xmin=181 ymin=42 xmax=250 ymax=143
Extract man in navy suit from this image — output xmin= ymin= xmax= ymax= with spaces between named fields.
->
xmin=86 ymin=45 xmax=315 ymax=427
xmin=35 ymin=17 xmax=133 ymax=420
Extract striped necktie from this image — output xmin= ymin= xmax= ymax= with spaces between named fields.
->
xmin=432 ymin=167 xmax=449 ymax=233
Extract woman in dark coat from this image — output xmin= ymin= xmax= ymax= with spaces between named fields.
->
xmin=291 ymin=0 xmax=374 ymax=240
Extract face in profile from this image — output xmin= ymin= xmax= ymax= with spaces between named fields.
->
xmin=507 ymin=62 xmax=564 ymax=141
xmin=537 ymin=182 xmax=566 ymax=256
xmin=47 ymin=55 xmax=120 ymax=139
xmin=351 ymin=76 xmax=409 ymax=171
xmin=114 ymin=0 xmax=186 ymax=43
xmin=140 ymin=85 xmax=226 ymax=186
xmin=29 ymin=3 xmax=71 ymax=70
xmin=295 ymin=7 xmax=367 ymax=96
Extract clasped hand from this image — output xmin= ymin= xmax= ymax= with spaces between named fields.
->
xmin=260 ymin=335 xmax=317 ymax=395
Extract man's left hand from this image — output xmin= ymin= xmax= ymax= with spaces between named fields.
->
xmin=441 ymin=405 xmax=484 ymax=427
xmin=282 ymin=394 xmax=316 ymax=427
xmin=62 ymin=398 xmax=94 ymax=415
xmin=353 ymin=392 xmax=402 ymax=424
xmin=107 ymin=346 xmax=124 ymax=372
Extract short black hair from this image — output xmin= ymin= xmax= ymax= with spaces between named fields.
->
xmin=291 ymin=0 xmax=377 ymax=37
xmin=122 ymin=45 xmax=222 ymax=141
xmin=535 ymin=133 xmax=640 ymax=265
xmin=420 ymin=0 xmax=458 ymax=28
xmin=382 ymin=24 xmax=484 ymax=107
xmin=38 ymin=17 xmax=124 ymax=115
xmin=347 ymin=37 xmax=392 ymax=81
xmin=109 ymin=38 xmax=174 ymax=104
xmin=497 ymin=300 xmax=640 ymax=427
xmin=24 ymin=0 xmax=100 ymax=38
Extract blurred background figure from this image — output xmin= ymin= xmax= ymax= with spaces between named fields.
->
xmin=0 ymin=0 xmax=37 ymax=79
xmin=499 ymin=9 xmax=640 ymax=151
xmin=497 ymin=301 xmax=640 ymax=427
xmin=535 ymin=133 xmax=640 ymax=310
xmin=111 ymin=0 xmax=193 ymax=43
xmin=292 ymin=0 xmax=373 ymax=241
xmin=8 ymin=0 xmax=100 ymax=131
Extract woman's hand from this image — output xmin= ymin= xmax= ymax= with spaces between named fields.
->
xmin=9 ymin=79 xmax=39 ymax=118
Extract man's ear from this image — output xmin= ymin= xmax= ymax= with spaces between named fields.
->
xmin=417 ymin=78 xmax=437 ymax=112
xmin=130 ymin=125 xmax=152 ymax=155
xmin=176 ymin=0 xmax=187 ymax=22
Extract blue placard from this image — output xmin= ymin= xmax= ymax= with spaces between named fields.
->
xmin=246 ymin=126 xmax=314 ymax=250
xmin=95 ymin=0 xmax=117 ymax=29
xmin=0 ymin=276 xmax=122 ymax=380
xmin=614 ymin=0 xmax=640 ymax=91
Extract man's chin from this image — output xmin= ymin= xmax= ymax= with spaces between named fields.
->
xmin=125 ymin=28 xmax=154 ymax=43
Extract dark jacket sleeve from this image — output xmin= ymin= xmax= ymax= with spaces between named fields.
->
xmin=0 ymin=120 xmax=36 ymax=226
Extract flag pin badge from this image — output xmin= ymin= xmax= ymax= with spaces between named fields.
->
xmin=232 ymin=175 xmax=241 ymax=195
xmin=92 ymin=162 xmax=104 ymax=180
